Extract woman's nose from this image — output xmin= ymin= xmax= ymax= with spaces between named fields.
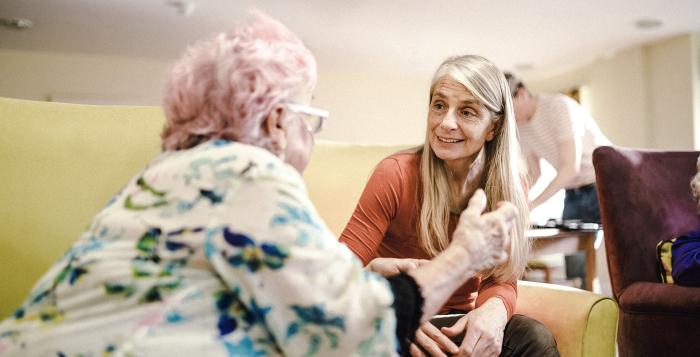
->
xmin=440 ymin=111 xmax=458 ymax=130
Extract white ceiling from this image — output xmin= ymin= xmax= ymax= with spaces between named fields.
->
xmin=1 ymin=0 xmax=700 ymax=80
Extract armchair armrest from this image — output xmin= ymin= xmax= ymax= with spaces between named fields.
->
xmin=516 ymin=281 xmax=619 ymax=357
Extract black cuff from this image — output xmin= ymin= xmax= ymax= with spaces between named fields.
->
xmin=387 ymin=272 xmax=424 ymax=355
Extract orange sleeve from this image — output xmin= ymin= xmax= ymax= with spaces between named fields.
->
xmin=339 ymin=158 xmax=403 ymax=265
xmin=475 ymin=276 xmax=518 ymax=320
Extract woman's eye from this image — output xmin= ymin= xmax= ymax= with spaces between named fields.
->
xmin=461 ymin=109 xmax=476 ymax=117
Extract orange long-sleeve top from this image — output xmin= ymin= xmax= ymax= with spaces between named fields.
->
xmin=339 ymin=152 xmax=517 ymax=318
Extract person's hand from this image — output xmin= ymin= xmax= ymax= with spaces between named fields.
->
xmin=441 ymin=298 xmax=508 ymax=357
xmin=451 ymin=189 xmax=517 ymax=272
xmin=691 ymin=155 xmax=700 ymax=212
xmin=367 ymin=257 xmax=429 ymax=277
xmin=409 ymin=321 xmax=459 ymax=357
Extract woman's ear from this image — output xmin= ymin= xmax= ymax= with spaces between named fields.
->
xmin=486 ymin=117 xmax=501 ymax=142
xmin=263 ymin=105 xmax=287 ymax=156
xmin=486 ymin=129 xmax=495 ymax=142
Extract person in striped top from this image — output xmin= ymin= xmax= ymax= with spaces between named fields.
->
xmin=505 ymin=73 xmax=611 ymax=223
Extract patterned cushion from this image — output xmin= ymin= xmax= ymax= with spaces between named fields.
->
xmin=656 ymin=238 xmax=675 ymax=284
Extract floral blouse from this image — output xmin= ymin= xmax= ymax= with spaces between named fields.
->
xmin=0 ymin=140 xmax=398 ymax=356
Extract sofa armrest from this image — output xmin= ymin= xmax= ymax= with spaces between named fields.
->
xmin=515 ymin=281 xmax=619 ymax=357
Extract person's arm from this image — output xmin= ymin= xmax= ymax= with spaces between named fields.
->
xmin=339 ymin=158 xmax=403 ymax=264
xmin=206 ymin=170 xmax=404 ymax=356
xmin=526 ymin=152 xmax=541 ymax=188
xmin=530 ymin=136 xmax=581 ymax=209
xmin=207 ymin=161 xmax=514 ymax=356
xmin=475 ymin=276 xmax=517 ymax=319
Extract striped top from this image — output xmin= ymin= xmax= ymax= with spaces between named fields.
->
xmin=517 ymin=93 xmax=611 ymax=189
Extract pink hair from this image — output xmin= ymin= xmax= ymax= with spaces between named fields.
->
xmin=161 ymin=11 xmax=317 ymax=150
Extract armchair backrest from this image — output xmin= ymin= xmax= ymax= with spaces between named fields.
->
xmin=592 ymin=146 xmax=700 ymax=298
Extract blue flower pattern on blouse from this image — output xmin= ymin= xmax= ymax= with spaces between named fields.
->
xmin=0 ymin=140 xmax=398 ymax=356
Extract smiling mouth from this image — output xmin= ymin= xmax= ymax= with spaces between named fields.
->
xmin=437 ymin=136 xmax=464 ymax=143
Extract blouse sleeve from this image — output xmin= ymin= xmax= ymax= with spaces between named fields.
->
xmin=339 ymin=158 xmax=404 ymax=265
xmin=205 ymin=166 xmax=401 ymax=356
xmin=475 ymin=276 xmax=518 ymax=319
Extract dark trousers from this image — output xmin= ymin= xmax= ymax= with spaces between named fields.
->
xmin=429 ymin=314 xmax=560 ymax=357
xmin=563 ymin=183 xmax=601 ymax=223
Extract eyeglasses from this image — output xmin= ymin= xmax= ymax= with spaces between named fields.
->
xmin=286 ymin=103 xmax=329 ymax=134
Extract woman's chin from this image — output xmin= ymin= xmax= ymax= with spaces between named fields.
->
xmin=431 ymin=144 xmax=460 ymax=161
xmin=432 ymin=150 xmax=460 ymax=162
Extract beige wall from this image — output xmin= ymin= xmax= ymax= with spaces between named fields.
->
xmin=0 ymin=48 xmax=428 ymax=145
xmin=314 ymin=67 xmax=428 ymax=145
xmin=3 ymin=33 xmax=699 ymax=148
xmin=693 ymin=33 xmax=700 ymax=149
xmin=0 ymin=49 xmax=169 ymax=105
xmin=645 ymin=35 xmax=695 ymax=149
xmin=528 ymin=33 xmax=699 ymax=150
xmin=528 ymin=47 xmax=649 ymax=148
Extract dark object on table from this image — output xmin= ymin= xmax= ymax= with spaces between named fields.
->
xmin=533 ymin=218 xmax=599 ymax=231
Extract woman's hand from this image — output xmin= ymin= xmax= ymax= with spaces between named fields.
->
xmin=408 ymin=298 xmax=507 ymax=357
xmin=409 ymin=321 xmax=459 ymax=357
xmin=367 ymin=257 xmax=430 ymax=277
xmin=442 ymin=298 xmax=508 ymax=357
xmin=451 ymin=189 xmax=516 ymax=272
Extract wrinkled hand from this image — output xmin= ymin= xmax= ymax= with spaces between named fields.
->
xmin=691 ymin=155 xmax=700 ymax=212
xmin=451 ymin=189 xmax=517 ymax=273
xmin=367 ymin=257 xmax=430 ymax=277
xmin=442 ymin=299 xmax=508 ymax=357
xmin=408 ymin=298 xmax=508 ymax=357
xmin=409 ymin=321 xmax=459 ymax=357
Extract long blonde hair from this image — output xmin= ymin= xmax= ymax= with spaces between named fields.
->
xmin=417 ymin=55 xmax=530 ymax=282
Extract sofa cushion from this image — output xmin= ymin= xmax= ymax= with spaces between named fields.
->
xmin=618 ymin=282 xmax=700 ymax=316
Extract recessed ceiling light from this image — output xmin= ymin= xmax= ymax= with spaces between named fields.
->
xmin=635 ymin=18 xmax=663 ymax=30
xmin=0 ymin=17 xmax=33 ymax=30
xmin=166 ymin=1 xmax=196 ymax=17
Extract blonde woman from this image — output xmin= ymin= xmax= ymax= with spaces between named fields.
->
xmin=340 ymin=55 xmax=558 ymax=357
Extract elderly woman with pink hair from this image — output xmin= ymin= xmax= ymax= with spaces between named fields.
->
xmin=0 ymin=13 xmax=517 ymax=356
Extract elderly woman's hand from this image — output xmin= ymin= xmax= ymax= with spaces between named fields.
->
xmin=451 ymin=189 xmax=516 ymax=272
xmin=368 ymin=257 xmax=430 ymax=277
xmin=692 ymin=155 xmax=700 ymax=212
xmin=408 ymin=189 xmax=517 ymax=324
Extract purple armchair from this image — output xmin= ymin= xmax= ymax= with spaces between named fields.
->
xmin=593 ymin=146 xmax=700 ymax=357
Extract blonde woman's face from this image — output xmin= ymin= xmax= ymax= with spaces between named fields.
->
xmin=428 ymin=76 xmax=495 ymax=166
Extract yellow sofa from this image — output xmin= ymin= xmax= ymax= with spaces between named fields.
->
xmin=0 ymin=97 xmax=618 ymax=356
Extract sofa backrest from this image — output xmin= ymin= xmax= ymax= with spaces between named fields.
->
xmin=0 ymin=97 xmax=409 ymax=318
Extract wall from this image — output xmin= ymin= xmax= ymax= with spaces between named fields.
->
xmin=527 ymin=47 xmax=649 ymax=148
xmin=0 ymin=48 xmax=428 ymax=145
xmin=693 ymin=33 xmax=700 ymax=150
xmin=314 ymin=67 xmax=428 ymax=145
xmin=0 ymin=49 xmax=169 ymax=105
xmin=645 ymin=35 xmax=695 ymax=149
xmin=528 ymin=33 xmax=698 ymax=150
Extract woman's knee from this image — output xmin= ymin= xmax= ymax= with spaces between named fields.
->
xmin=501 ymin=314 xmax=559 ymax=357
